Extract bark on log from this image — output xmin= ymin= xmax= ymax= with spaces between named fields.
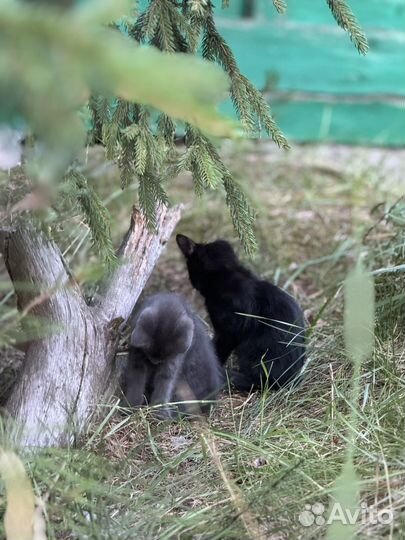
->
xmin=0 ymin=205 xmax=181 ymax=447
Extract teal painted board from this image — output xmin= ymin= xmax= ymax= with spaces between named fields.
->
xmin=218 ymin=0 xmax=405 ymax=30
xmin=270 ymin=102 xmax=405 ymax=146
xmin=216 ymin=24 xmax=405 ymax=94
xmin=215 ymin=0 xmax=405 ymax=145
xmin=255 ymin=0 xmax=405 ymax=31
xmin=220 ymin=100 xmax=405 ymax=145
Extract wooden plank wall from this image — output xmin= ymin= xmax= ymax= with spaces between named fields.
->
xmin=216 ymin=0 xmax=405 ymax=146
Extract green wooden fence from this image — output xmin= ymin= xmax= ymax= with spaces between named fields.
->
xmin=216 ymin=0 xmax=405 ymax=146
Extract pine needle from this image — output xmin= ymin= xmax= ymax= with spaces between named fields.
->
xmin=66 ymin=170 xmax=118 ymax=268
xmin=223 ymin=174 xmax=257 ymax=255
xmin=326 ymin=0 xmax=369 ymax=54
xmin=138 ymin=174 xmax=169 ymax=231
xmin=273 ymin=0 xmax=287 ymax=14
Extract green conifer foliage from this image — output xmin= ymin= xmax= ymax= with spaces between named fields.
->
xmin=272 ymin=0 xmax=287 ymax=14
xmin=326 ymin=0 xmax=369 ymax=54
xmin=73 ymin=1 xmax=369 ymax=259
xmin=0 ymin=0 xmax=236 ymax=264
xmin=90 ymin=0 xmax=293 ymax=255
xmin=65 ymin=169 xmax=118 ymax=267
xmin=4 ymin=0 xmax=367 ymax=264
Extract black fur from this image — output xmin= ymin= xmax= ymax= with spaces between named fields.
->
xmin=122 ymin=293 xmax=224 ymax=418
xmin=176 ymin=235 xmax=306 ymax=391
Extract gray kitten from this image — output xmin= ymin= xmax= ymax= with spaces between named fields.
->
xmin=122 ymin=293 xmax=224 ymax=418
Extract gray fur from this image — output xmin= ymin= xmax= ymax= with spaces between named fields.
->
xmin=122 ymin=293 xmax=224 ymax=418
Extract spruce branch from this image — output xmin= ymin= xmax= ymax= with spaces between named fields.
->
xmin=187 ymin=148 xmax=206 ymax=197
xmin=118 ymin=152 xmax=135 ymax=189
xmin=103 ymin=121 xmax=120 ymax=160
xmin=273 ymin=0 xmax=287 ymax=14
xmin=85 ymin=0 xmax=369 ymax=256
xmin=170 ymin=147 xmax=192 ymax=177
xmin=88 ymin=96 xmax=110 ymax=144
xmin=190 ymin=145 xmax=223 ymax=191
xmin=117 ymin=131 xmax=136 ymax=188
xmin=131 ymin=0 xmax=160 ymax=42
xmin=184 ymin=125 xmax=257 ymax=253
xmin=138 ymin=174 xmax=169 ymax=230
xmin=201 ymin=4 xmax=288 ymax=147
xmin=157 ymin=114 xmax=176 ymax=145
xmin=134 ymin=134 xmax=148 ymax=176
xmin=185 ymin=126 xmax=227 ymax=175
xmin=240 ymin=74 xmax=289 ymax=148
xmin=169 ymin=6 xmax=194 ymax=52
xmin=326 ymin=0 xmax=369 ymax=54
xmin=154 ymin=4 xmax=177 ymax=52
xmin=66 ymin=170 xmax=117 ymax=268
xmin=92 ymin=0 xmax=276 ymax=253
xmin=121 ymin=124 xmax=140 ymax=141
xmin=202 ymin=10 xmax=239 ymax=75
xmin=113 ymin=100 xmax=132 ymax=126
xmin=230 ymin=77 xmax=256 ymax=133
xmin=188 ymin=11 xmax=204 ymax=52
xmin=223 ymin=174 xmax=257 ymax=255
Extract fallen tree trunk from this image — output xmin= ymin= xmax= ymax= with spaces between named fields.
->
xmin=0 ymin=205 xmax=181 ymax=447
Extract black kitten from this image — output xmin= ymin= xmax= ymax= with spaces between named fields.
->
xmin=122 ymin=293 xmax=224 ymax=418
xmin=176 ymin=235 xmax=306 ymax=391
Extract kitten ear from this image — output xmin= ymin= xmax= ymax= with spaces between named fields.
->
xmin=131 ymin=307 xmax=156 ymax=347
xmin=174 ymin=314 xmax=194 ymax=353
xmin=176 ymin=234 xmax=196 ymax=258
